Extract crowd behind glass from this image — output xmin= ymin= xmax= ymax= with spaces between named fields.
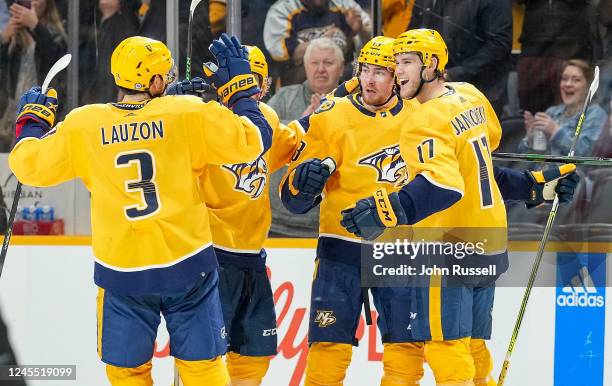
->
xmin=0 ymin=0 xmax=610 ymax=241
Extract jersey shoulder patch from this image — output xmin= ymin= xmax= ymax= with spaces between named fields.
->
xmin=314 ymin=98 xmax=336 ymax=114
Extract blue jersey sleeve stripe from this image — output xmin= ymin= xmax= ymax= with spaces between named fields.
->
xmin=232 ymin=98 xmax=273 ymax=152
xmin=398 ymin=174 xmax=463 ymax=224
xmin=297 ymin=115 xmax=311 ymax=133
xmin=493 ymin=166 xmax=532 ymax=201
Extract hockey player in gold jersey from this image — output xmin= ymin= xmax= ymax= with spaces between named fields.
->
xmin=8 ymin=34 xmax=272 ymax=386
xmin=184 ymin=45 xmax=302 ymax=386
xmin=341 ymin=29 xmax=579 ymax=386
xmin=280 ymin=36 xmax=430 ymax=386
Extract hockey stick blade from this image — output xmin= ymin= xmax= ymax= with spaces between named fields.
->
xmin=493 ymin=152 xmax=612 ymax=167
xmin=587 ymin=66 xmax=600 ymax=104
xmin=41 ymin=54 xmax=71 ymax=93
xmin=0 ymin=54 xmax=72 ymax=279
xmin=189 ymin=0 xmax=203 ymax=15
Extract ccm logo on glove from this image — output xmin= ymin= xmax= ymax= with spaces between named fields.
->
xmin=374 ymin=188 xmax=398 ymax=227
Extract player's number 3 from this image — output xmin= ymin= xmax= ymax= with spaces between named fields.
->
xmin=115 ymin=150 xmax=161 ymax=220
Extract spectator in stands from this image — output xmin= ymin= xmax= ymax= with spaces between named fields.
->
xmin=408 ymin=0 xmax=512 ymax=116
xmin=267 ymin=37 xmax=343 ymax=238
xmin=381 ymin=0 xmax=414 ymax=38
xmin=137 ymin=0 xmax=209 ymax=78
xmin=267 ymin=37 xmax=344 ymax=122
xmin=81 ymin=0 xmax=138 ymax=104
xmin=595 ymin=1 xmax=612 ymax=115
xmin=264 ymin=0 xmax=371 ymax=86
xmin=517 ymin=0 xmax=595 ymax=114
xmin=0 ymin=0 xmax=67 ymax=152
xmin=518 ymin=59 xmax=607 ymax=157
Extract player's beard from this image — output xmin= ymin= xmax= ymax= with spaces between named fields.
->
xmin=362 ymin=83 xmax=395 ymax=106
xmin=362 ymin=91 xmax=390 ymax=106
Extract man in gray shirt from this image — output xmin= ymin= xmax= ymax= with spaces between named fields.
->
xmin=267 ymin=37 xmax=344 ymax=237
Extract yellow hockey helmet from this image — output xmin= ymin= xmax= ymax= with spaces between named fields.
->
xmin=393 ymin=29 xmax=448 ymax=72
xmin=111 ymin=36 xmax=175 ymax=91
xmin=246 ymin=45 xmax=268 ymax=80
xmin=358 ymin=36 xmax=396 ymax=70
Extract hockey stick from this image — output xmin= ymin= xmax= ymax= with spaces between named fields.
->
xmin=185 ymin=0 xmax=203 ymax=80
xmin=497 ymin=66 xmax=600 ymax=385
xmin=173 ymin=4 xmax=203 ymax=384
xmin=0 ymin=53 xmax=72 ymax=278
xmin=493 ymin=152 xmax=612 ymax=167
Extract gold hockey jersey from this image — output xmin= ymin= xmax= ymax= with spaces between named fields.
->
xmin=399 ymin=82 xmax=507 ymax=254
xmin=9 ymin=96 xmax=271 ymax=294
xmin=282 ymin=94 xmax=416 ymax=264
xmin=202 ymin=102 xmax=302 ymax=257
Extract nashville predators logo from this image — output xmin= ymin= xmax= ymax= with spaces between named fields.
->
xmin=222 ymin=157 xmax=268 ymax=199
xmin=314 ymin=310 xmax=337 ymax=327
xmin=358 ymin=145 xmax=406 ymax=183
xmin=315 ymin=99 xmax=335 ymax=114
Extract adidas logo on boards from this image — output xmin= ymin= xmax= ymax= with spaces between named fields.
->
xmin=556 ymin=266 xmax=604 ymax=308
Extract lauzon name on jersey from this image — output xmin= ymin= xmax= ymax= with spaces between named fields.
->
xmin=450 ymin=106 xmax=486 ymax=136
xmin=101 ymin=120 xmax=164 ymax=145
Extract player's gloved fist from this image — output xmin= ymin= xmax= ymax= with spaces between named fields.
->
xmin=290 ymin=158 xmax=332 ymax=197
xmin=166 ymin=77 xmax=214 ymax=96
xmin=206 ymin=33 xmax=260 ymax=105
xmin=525 ymin=163 xmax=580 ymax=209
xmin=340 ymin=188 xmax=408 ymax=241
xmin=327 ymin=77 xmax=360 ymax=98
xmin=15 ymin=86 xmax=58 ymax=139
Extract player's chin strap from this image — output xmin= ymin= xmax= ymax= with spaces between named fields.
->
xmin=410 ymin=65 xmax=438 ymax=99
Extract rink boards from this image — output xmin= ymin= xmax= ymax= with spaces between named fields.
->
xmin=0 ymin=237 xmax=609 ymax=386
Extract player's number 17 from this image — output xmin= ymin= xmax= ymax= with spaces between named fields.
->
xmin=416 ymin=135 xmax=493 ymax=208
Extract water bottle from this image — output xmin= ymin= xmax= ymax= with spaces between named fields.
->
xmin=39 ymin=205 xmax=54 ymax=222
xmin=21 ymin=205 xmax=36 ymax=220
xmin=532 ymin=127 xmax=547 ymax=152
xmin=35 ymin=206 xmax=43 ymax=221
